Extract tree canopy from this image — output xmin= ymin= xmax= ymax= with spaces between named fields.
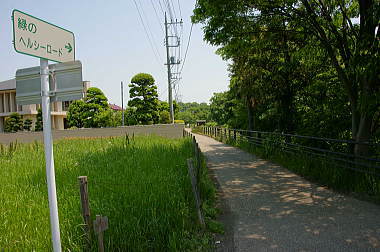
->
xmin=193 ymin=0 xmax=379 ymax=155
xmin=128 ymin=73 xmax=159 ymax=124
xmin=67 ymin=87 xmax=112 ymax=128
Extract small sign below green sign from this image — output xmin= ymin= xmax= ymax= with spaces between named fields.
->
xmin=12 ymin=9 xmax=75 ymax=63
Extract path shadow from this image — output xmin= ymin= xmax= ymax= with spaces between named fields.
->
xmin=198 ymin=137 xmax=380 ymax=251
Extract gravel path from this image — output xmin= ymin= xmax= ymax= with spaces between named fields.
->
xmin=194 ymin=133 xmax=380 ymax=251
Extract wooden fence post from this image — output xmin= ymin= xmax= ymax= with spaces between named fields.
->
xmin=234 ymin=130 xmax=237 ymax=141
xmin=94 ymin=215 xmax=108 ymax=252
xmin=78 ymin=176 xmax=92 ymax=247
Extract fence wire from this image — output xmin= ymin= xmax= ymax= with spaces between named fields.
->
xmin=201 ymin=127 xmax=380 ymax=177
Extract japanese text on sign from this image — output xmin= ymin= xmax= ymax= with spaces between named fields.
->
xmin=12 ymin=10 xmax=75 ymax=62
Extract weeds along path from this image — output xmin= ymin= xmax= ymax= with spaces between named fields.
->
xmin=193 ymin=133 xmax=380 ymax=251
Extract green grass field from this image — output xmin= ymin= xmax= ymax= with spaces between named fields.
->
xmin=0 ymin=135 xmax=216 ymax=251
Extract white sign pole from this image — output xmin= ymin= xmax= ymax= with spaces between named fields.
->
xmin=40 ymin=58 xmax=62 ymax=252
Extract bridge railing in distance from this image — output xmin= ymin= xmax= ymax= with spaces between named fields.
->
xmin=200 ymin=126 xmax=380 ymax=178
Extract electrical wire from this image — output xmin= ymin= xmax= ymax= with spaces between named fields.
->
xmin=132 ymin=0 xmax=162 ymax=67
xmin=169 ymin=0 xmax=178 ymax=21
xmin=177 ymin=0 xmax=182 ymax=20
xmin=158 ymin=0 xmax=166 ymax=16
xmin=150 ymin=0 xmax=165 ymax=34
xmin=179 ymin=23 xmax=193 ymax=74
xmin=138 ymin=0 xmax=163 ymax=60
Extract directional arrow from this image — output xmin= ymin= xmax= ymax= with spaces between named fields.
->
xmin=65 ymin=43 xmax=73 ymax=53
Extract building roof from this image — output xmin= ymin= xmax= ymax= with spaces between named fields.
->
xmin=0 ymin=79 xmax=16 ymax=91
xmin=109 ymin=103 xmax=123 ymax=111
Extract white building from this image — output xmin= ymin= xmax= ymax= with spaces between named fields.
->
xmin=0 ymin=79 xmax=90 ymax=132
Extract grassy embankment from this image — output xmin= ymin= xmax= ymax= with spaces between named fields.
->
xmin=0 ymin=135 xmax=219 ymax=251
xmin=193 ymin=127 xmax=380 ymax=202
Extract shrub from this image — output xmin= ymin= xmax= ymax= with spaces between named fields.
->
xmin=23 ymin=119 xmax=33 ymax=131
xmin=35 ymin=109 xmax=43 ymax=131
xmin=159 ymin=111 xmax=171 ymax=124
xmin=4 ymin=113 xmax=23 ymax=133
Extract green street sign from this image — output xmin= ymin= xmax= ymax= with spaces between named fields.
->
xmin=12 ymin=9 xmax=75 ymax=63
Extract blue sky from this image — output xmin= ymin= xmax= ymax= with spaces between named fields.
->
xmin=0 ymin=0 xmax=229 ymax=105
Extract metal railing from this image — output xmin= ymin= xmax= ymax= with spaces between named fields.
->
xmin=200 ymin=127 xmax=380 ymax=177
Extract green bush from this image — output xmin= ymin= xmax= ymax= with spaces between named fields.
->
xmin=23 ymin=119 xmax=33 ymax=131
xmin=159 ymin=111 xmax=171 ymax=124
xmin=4 ymin=113 xmax=23 ymax=133
xmin=35 ymin=109 xmax=43 ymax=131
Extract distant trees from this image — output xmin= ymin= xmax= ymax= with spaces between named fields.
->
xmin=176 ymin=102 xmax=210 ymax=124
xmin=65 ymin=75 xmax=211 ymax=128
xmin=128 ymin=73 xmax=159 ymax=124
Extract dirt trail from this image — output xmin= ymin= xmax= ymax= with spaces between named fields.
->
xmin=194 ymin=133 xmax=380 ymax=251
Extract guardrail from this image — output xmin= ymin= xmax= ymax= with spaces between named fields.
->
xmin=200 ymin=127 xmax=380 ymax=177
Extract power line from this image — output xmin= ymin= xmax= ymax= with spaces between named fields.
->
xmin=137 ymin=0 xmax=163 ymax=60
xmin=150 ymin=0 xmax=165 ymax=34
xmin=177 ymin=0 xmax=182 ymax=20
xmin=164 ymin=0 xmax=178 ymax=37
xmin=158 ymin=0 xmax=166 ymax=16
xmin=164 ymin=0 xmax=175 ymax=21
xmin=169 ymin=0 xmax=178 ymax=21
xmin=179 ymin=23 xmax=194 ymax=74
xmin=132 ymin=0 xmax=162 ymax=66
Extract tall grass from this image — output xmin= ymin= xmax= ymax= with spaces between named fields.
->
xmin=0 ymin=135 xmax=216 ymax=251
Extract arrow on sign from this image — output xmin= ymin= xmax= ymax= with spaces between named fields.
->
xmin=65 ymin=43 xmax=73 ymax=53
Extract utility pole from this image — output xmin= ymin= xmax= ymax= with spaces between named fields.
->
xmin=164 ymin=13 xmax=182 ymax=123
xmin=121 ymin=81 xmax=124 ymax=126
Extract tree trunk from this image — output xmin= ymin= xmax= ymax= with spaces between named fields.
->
xmin=354 ymin=115 xmax=372 ymax=156
xmin=247 ymin=97 xmax=254 ymax=131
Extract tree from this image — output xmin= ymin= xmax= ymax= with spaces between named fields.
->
xmin=4 ymin=113 xmax=23 ymax=133
xmin=158 ymin=100 xmax=179 ymax=117
xmin=67 ymin=100 xmax=86 ymax=128
xmin=128 ymin=73 xmax=159 ymax=124
xmin=35 ymin=108 xmax=43 ymax=131
xmin=85 ymin=87 xmax=109 ymax=109
xmin=67 ymin=87 xmax=111 ymax=128
xmin=23 ymin=119 xmax=33 ymax=131
xmin=193 ymin=0 xmax=380 ymax=155
xmin=159 ymin=111 xmax=171 ymax=124
xmin=125 ymin=107 xmax=138 ymax=126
